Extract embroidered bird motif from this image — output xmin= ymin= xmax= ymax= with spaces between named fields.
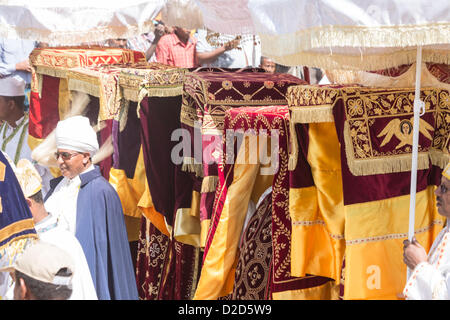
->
xmin=377 ymin=117 xmax=433 ymax=149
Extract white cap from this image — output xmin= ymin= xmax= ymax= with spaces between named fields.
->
xmin=1 ymin=241 xmax=74 ymax=286
xmin=0 ymin=75 xmax=26 ymax=96
xmin=55 ymin=116 xmax=99 ymax=156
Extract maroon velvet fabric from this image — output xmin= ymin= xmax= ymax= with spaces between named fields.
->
xmin=331 ymin=92 xmax=443 ymax=206
xmin=139 ymin=96 xmax=201 ymax=226
xmin=210 ymin=105 xmax=334 ymax=297
xmin=113 ymin=101 xmax=141 ymax=177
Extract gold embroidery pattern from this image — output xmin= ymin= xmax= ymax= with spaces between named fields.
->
xmin=292 ymin=220 xmax=345 ymax=240
xmin=232 ymin=193 xmax=272 ymax=299
xmin=136 ymin=216 xmax=169 ymax=300
xmin=287 ymin=85 xmax=450 ymax=175
xmin=345 ymin=219 xmax=444 ymax=246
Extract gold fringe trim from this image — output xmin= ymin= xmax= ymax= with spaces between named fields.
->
xmin=343 ymin=121 xmax=432 ymax=176
xmin=346 ymin=219 xmax=444 ymax=246
xmin=144 ymin=86 xmax=184 ymax=98
xmin=290 ymin=106 xmax=334 ymax=124
xmin=288 ymin=118 xmax=299 ymax=171
xmin=122 ymin=88 xmax=139 ymax=102
xmin=267 ymin=48 xmax=450 ymax=71
xmin=181 ymin=157 xmax=204 ymax=177
xmin=135 ymin=86 xmax=184 ymax=118
xmin=35 ymin=66 xmax=69 ymax=79
xmin=1 ymin=17 xmax=156 ymax=47
xmin=136 ymin=87 xmax=148 ymax=119
xmin=259 ymin=22 xmax=450 ymax=68
xmin=68 ymin=78 xmax=100 ymax=97
xmin=200 ymin=176 xmax=219 ymax=193
xmin=118 ymin=99 xmax=130 ymax=133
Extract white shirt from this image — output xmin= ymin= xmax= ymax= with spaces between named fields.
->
xmin=44 ymin=165 xmax=95 ymax=235
xmin=403 ymin=224 xmax=450 ymax=300
xmin=0 ymin=115 xmax=53 ymax=197
xmin=36 ymin=213 xmax=98 ymax=300
xmin=195 ymin=29 xmax=261 ymax=68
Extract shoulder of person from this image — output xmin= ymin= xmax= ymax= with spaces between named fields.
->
xmin=158 ymin=33 xmax=175 ymax=44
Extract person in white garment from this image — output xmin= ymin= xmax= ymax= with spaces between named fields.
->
xmin=0 ymin=75 xmax=53 ymax=196
xmin=1 ymin=241 xmax=74 ymax=300
xmin=403 ymin=162 xmax=450 ymax=299
xmin=13 ymin=158 xmax=97 ymax=300
xmin=43 ymin=115 xmax=138 ymax=300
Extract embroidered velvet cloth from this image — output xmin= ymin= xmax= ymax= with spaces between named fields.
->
xmin=195 ymin=105 xmax=334 ymax=300
xmin=136 ymin=215 xmax=202 ymax=300
xmin=287 ymin=85 xmax=450 ymax=179
xmin=121 ymin=64 xmax=202 ymax=300
xmin=29 ymin=47 xmax=145 ymax=146
xmin=232 ymin=190 xmax=273 ymax=300
xmin=287 ymin=84 xmax=448 ymax=299
xmin=181 ymin=71 xmax=305 ymax=249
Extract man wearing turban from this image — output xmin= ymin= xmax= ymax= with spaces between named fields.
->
xmin=403 ymin=162 xmax=450 ymax=299
xmin=0 ymin=75 xmax=53 ymax=195
xmin=44 ymin=115 xmax=138 ymax=300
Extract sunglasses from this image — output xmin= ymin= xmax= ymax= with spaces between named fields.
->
xmin=54 ymin=151 xmax=81 ymax=161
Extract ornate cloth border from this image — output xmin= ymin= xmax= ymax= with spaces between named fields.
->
xmin=119 ymin=63 xmax=187 ymax=103
xmin=288 ymin=85 xmax=450 ymax=176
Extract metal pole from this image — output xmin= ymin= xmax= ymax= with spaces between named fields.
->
xmin=407 ymin=46 xmax=424 ymax=280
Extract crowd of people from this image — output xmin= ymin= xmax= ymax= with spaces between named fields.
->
xmin=0 ymin=20 xmax=448 ymax=301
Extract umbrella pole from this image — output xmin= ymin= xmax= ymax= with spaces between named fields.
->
xmin=407 ymin=46 xmax=425 ymax=280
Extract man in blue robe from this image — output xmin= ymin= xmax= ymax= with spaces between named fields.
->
xmin=44 ymin=115 xmax=138 ymax=300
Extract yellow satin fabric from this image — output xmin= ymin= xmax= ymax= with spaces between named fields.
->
xmin=137 ymin=177 xmax=170 ymax=237
xmin=109 ymin=148 xmax=146 ymax=219
xmin=344 ymin=186 xmax=444 ymax=300
xmin=289 ymin=122 xmax=345 ymax=282
xmin=109 ymin=147 xmax=170 ymax=240
xmin=173 ymin=191 xmax=202 ymax=247
xmin=194 ymin=136 xmax=273 ymax=300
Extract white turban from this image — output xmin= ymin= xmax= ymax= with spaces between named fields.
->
xmin=0 ymin=75 xmax=26 ymax=96
xmin=55 ymin=116 xmax=99 ymax=155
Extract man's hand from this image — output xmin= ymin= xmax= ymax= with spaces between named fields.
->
xmin=15 ymin=60 xmax=32 ymax=72
xmin=153 ymin=24 xmax=165 ymax=44
xmin=403 ymin=237 xmax=428 ymax=270
xmin=224 ymin=39 xmax=240 ymax=51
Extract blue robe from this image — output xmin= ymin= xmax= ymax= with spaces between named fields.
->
xmin=45 ymin=166 xmax=138 ymax=300
xmin=0 ymin=151 xmax=36 ymax=254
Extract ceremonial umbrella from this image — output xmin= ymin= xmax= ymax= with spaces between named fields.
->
xmin=0 ymin=0 xmax=165 ymax=45
xmin=165 ymin=0 xmax=450 ymax=280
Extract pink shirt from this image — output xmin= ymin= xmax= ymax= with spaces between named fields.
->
xmin=155 ymin=33 xmax=197 ymax=68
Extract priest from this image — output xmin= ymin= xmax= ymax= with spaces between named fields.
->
xmin=44 ymin=115 xmax=138 ymax=300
